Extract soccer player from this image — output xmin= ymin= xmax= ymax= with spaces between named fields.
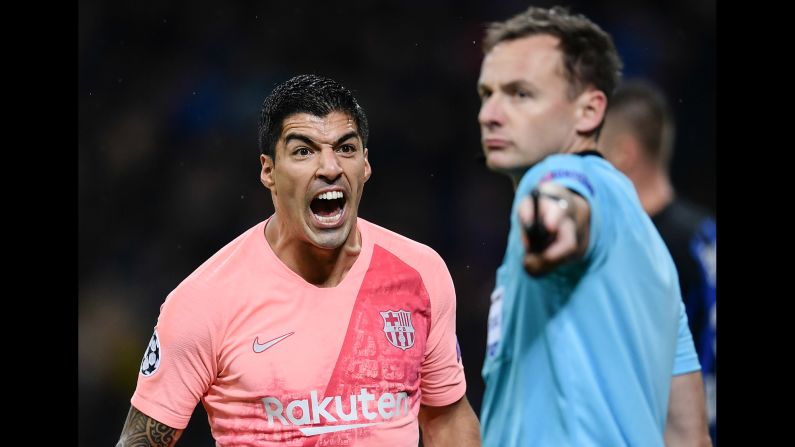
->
xmin=117 ymin=74 xmax=481 ymax=447
xmin=475 ymin=6 xmax=711 ymax=446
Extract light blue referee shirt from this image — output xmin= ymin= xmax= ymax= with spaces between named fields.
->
xmin=480 ymin=153 xmax=700 ymax=447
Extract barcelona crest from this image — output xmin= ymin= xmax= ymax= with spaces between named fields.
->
xmin=380 ymin=310 xmax=415 ymax=350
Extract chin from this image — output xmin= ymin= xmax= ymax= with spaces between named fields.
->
xmin=310 ymin=222 xmax=352 ymax=250
xmin=485 ymin=157 xmax=516 ymax=174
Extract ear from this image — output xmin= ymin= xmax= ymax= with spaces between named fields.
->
xmin=574 ymin=88 xmax=607 ymax=135
xmin=363 ymin=147 xmax=372 ymax=183
xmin=260 ymin=154 xmax=276 ymax=191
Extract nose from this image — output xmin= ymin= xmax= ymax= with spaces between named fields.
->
xmin=316 ymin=147 xmax=343 ymax=182
xmin=478 ymin=95 xmax=504 ymax=130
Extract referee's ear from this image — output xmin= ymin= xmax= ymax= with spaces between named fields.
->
xmin=260 ymin=154 xmax=276 ymax=192
xmin=574 ymin=87 xmax=607 ymax=135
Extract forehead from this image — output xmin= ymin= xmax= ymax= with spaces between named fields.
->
xmin=479 ymin=34 xmax=565 ymax=85
xmin=279 ymin=111 xmax=358 ymax=142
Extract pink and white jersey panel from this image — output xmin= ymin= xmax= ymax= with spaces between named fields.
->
xmin=131 ymin=218 xmax=466 ymax=446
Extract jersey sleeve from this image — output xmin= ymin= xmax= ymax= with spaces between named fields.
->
xmin=515 ymin=154 xmax=606 ymax=261
xmin=672 ymin=299 xmax=701 ymax=375
xmin=130 ymin=280 xmax=219 ymax=429
xmin=418 ymin=248 xmax=467 ymax=407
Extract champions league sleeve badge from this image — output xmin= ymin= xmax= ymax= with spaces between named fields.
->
xmin=139 ymin=330 xmax=161 ymax=376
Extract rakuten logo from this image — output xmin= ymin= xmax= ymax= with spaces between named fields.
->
xmin=261 ymin=388 xmax=410 ymax=436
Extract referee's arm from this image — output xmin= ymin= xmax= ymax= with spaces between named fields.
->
xmin=664 ymin=371 xmax=712 ymax=447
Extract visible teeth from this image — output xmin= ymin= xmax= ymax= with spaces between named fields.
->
xmin=317 ymin=191 xmax=343 ymax=200
xmin=315 ymin=209 xmax=343 ymax=223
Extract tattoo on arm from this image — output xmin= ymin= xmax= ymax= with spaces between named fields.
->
xmin=116 ymin=406 xmax=183 ymax=447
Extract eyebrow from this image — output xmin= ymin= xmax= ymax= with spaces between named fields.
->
xmin=503 ymin=80 xmax=535 ymax=91
xmin=478 ymin=79 xmax=536 ymax=94
xmin=283 ymin=131 xmax=360 ymax=147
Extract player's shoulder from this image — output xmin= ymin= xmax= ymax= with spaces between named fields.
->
xmin=186 ymin=220 xmax=268 ymax=282
xmin=162 ymin=271 xmax=219 ymax=315
xmin=671 ymin=199 xmax=714 ymax=225
xmin=358 ymin=218 xmax=445 ymax=268
xmin=165 ymin=220 xmax=268 ymax=308
xmin=657 ymin=199 xmax=715 ymax=239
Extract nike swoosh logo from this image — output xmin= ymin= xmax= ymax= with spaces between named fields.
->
xmin=299 ymin=423 xmax=378 ymax=436
xmin=253 ymin=332 xmax=294 ymax=353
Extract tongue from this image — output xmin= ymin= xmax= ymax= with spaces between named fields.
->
xmin=311 ymin=199 xmax=342 ymax=217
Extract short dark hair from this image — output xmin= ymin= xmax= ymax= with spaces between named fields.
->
xmin=483 ymin=5 xmax=622 ymax=104
xmin=607 ymin=80 xmax=675 ymax=170
xmin=258 ymin=74 xmax=369 ymax=160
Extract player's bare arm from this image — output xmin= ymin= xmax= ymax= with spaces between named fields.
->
xmin=116 ymin=406 xmax=183 ymax=447
xmin=518 ymin=182 xmax=590 ymax=276
xmin=418 ymin=395 xmax=481 ymax=446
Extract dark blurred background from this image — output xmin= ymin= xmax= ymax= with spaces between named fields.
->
xmin=78 ymin=0 xmax=714 ymax=445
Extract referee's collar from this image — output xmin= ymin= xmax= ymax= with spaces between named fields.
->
xmin=574 ymin=149 xmax=604 ymax=158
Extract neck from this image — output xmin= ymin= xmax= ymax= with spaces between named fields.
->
xmin=509 ymin=136 xmax=599 ymax=190
xmin=561 ymin=135 xmax=599 ymax=154
xmin=265 ymin=215 xmax=362 ymax=287
xmin=631 ymin=168 xmax=674 ymax=217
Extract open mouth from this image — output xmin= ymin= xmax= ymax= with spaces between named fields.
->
xmin=310 ymin=190 xmax=346 ymax=225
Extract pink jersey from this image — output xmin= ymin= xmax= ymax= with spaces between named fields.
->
xmin=131 ymin=217 xmax=466 ymax=446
